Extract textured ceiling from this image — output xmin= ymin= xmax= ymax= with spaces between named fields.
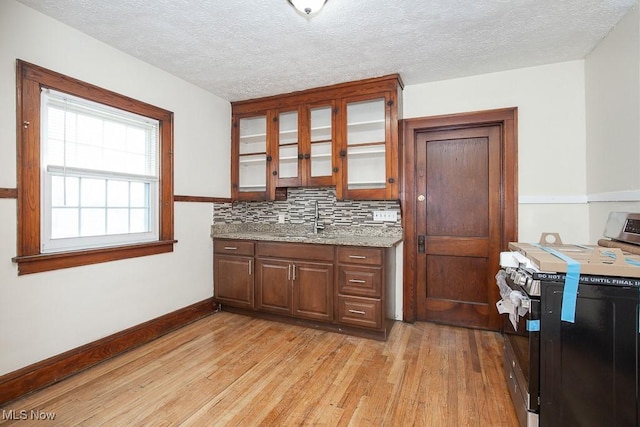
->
xmin=17 ymin=0 xmax=638 ymax=102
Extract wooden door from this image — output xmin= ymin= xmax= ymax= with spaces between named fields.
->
xmin=415 ymin=125 xmax=502 ymax=329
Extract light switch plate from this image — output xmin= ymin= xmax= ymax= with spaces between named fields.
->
xmin=278 ymin=213 xmax=286 ymax=224
xmin=373 ymin=211 xmax=398 ymax=222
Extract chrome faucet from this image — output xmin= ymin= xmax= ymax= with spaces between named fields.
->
xmin=313 ymin=200 xmax=324 ymax=234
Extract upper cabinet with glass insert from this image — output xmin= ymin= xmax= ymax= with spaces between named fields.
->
xmin=232 ymin=112 xmax=270 ymax=200
xmin=231 ymin=75 xmax=402 ymax=201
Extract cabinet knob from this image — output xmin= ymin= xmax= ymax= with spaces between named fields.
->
xmin=304 ymin=153 xmax=310 ymax=159
xmin=339 ymin=150 xmax=346 ymax=157
xmin=333 ymin=167 xmax=338 ymax=173
xmin=232 ymin=183 xmax=238 ymax=189
xmin=266 ymin=155 xmax=272 ymax=161
xmin=388 ymin=177 xmax=395 ymax=183
xmin=273 ymin=116 xmax=278 ymax=122
xmin=387 ymin=100 xmax=394 ymax=107
xmin=298 ymin=154 xmax=304 ymax=160
xmin=333 ymin=107 xmax=339 ymax=114
xmin=272 ymin=170 xmax=278 ymax=176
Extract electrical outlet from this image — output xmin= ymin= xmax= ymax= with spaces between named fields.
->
xmin=373 ymin=211 xmax=398 ymax=222
xmin=278 ymin=213 xmax=286 ymax=224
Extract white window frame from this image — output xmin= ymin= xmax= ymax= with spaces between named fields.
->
xmin=40 ymin=89 xmax=160 ymax=253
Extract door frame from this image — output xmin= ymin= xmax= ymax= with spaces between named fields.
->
xmin=401 ymin=108 xmax=518 ymax=323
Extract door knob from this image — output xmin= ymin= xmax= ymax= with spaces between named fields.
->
xmin=418 ymin=194 xmax=425 ymax=202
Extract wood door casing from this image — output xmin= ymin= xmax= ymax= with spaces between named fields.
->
xmin=416 ymin=126 xmax=500 ymax=328
xmin=401 ymin=108 xmax=518 ymax=330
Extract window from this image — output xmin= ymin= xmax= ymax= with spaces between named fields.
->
xmin=14 ymin=60 xmax=175 ymax=275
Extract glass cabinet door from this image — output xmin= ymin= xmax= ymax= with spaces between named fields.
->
xmin=277 ymin=110 xmax=300 ymax=186
xmin=309 ymin=105 xmax=333 ymax=183
xmin=238 ymin=115 xmax=267 ymax=194
xmin=346 ymin=98 xmax=386 ymax=190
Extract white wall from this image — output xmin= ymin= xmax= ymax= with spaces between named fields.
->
xmin=585 ymin=5 xmax=640 ymax=241
xmin=0 ymin=1 xmax=231 ymax=375
xmin=403 ymin=61 xmax=590 ymax=243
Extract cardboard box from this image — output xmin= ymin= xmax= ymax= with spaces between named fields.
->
xmin=509 ymin=233 xmax=640 ymax=278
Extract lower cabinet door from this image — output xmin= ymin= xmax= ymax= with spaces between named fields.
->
xmin=214 ymin=255 xmax=254 ymax=309
xmin=256 ymin=258 xmax=292 ymax=314
xmin=292 ymin=261 xmax=333 ymax=322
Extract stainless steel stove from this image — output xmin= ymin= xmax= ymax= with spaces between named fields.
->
xmin=497 ymin=212 xmax=640 ymax=427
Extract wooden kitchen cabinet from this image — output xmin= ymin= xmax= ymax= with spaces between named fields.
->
xmin=213 ymin=237 xmax=397 ymax=340
xmin=231 ymin=75 xmax=402 ymax=201
xmin=335 ymin=246 xmax=395 ymax=336
xmin=338 ymin=89 xmax=401 ymax=200
xmin=256 ymin=242 xmax=334 ymax=322
xmin=274 ymin=103 xmax=336 ymax=190
xmin=213 ymin=240 xmax=255 ymax=309
xmin=232 ymin=111 xmax=272 ymax=201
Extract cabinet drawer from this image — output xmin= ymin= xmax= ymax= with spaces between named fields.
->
xmin=337 ymin=246 xmax=383 ymax=266
xmin=337 ymin=296 xmax=381 ymax=329
xmin=338 ymin=265 xmax=381 ymax=298
xmin=214 ymin=240 xmax=254 ymax=256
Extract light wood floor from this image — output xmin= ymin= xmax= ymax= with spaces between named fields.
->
xmin=0 ymin=312 xmax=518 ymax=426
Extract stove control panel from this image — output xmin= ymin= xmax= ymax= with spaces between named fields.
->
xmin=604 ymin=212 xmax=640 ymax=245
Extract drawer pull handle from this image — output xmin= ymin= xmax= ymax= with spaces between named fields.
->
xmin=248 ymin=260 xmax=252 ymax=275
xmin=348 ymin=255 xmax=367 ymax=259
xmin=348 ymin=279 xmax=367 ymax=284
xmin=348 ymin=309 xmax=366 ymax=315
xmin=224 ymin=246 xmax=238 ymax=250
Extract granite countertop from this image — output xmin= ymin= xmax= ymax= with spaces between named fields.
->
xmin=211 ymin=224 xmax=403 ymax=248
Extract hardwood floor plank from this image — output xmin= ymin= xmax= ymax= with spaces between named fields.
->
xmin=0 ymin=312 xmax=518 ymax=426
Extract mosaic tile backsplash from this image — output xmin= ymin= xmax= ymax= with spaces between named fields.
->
xmin=213 ymin=187 xmax=402 ymax=228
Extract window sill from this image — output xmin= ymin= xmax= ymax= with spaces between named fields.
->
xmin=12 ymin=240 xmax=177 ymax=275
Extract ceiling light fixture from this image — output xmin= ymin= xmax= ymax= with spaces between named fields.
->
xmin=288 ymin=0 xmax=327 ymax=16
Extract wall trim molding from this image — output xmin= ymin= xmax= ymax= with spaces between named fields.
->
xmin=588 ymin=190 xmax=640 ymax=202
xmin=519 ymin=191 xmax=640 ymax=204
xmin=519 ymin=195 xmax=588 ymax=204
xmin=0 ymin=298 xmax=215 ymax=405
xmin=174 ymin=195 xmax=232 ymax=203
xmin=0 ymin=188 xmax=18 ymax=199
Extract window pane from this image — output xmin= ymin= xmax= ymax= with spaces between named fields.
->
xmin=43 ymin=90 xmax=159 ymax=177
xmin=51 ymin=208 xmax=78 ymax=238
xmin=51 ymin=176 xmax=79 ymax=207
xmin=107 ymin=180 xmax=129 ymax=207
xmin=130 ymin=182 xmax=148 ymax=207
xmin=81 ymin=178 xmax=106 ymax=207
xmin=77 ymin=114 xmax=103 ymax=147
xmin=104 ymin=121 xmax=126 ymax=151
xmin=80 ymin=208 xmax=105 ymax=236
xmin=130 ymin=208 xmax=149 ymax=233
xmin=107 ymin=208 xmax=129 ymax=235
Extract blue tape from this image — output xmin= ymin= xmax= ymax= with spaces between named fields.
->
xmin=601 ymin=250 xmax=640 ymax=267
xmin=534 ymin=244 xmax=580 ymax=323
xmin=527 ymin=319 xmax=540 ymax=332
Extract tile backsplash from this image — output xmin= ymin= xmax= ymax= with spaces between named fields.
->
xmin=213 ymin=187 xmax=401 ymax=228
